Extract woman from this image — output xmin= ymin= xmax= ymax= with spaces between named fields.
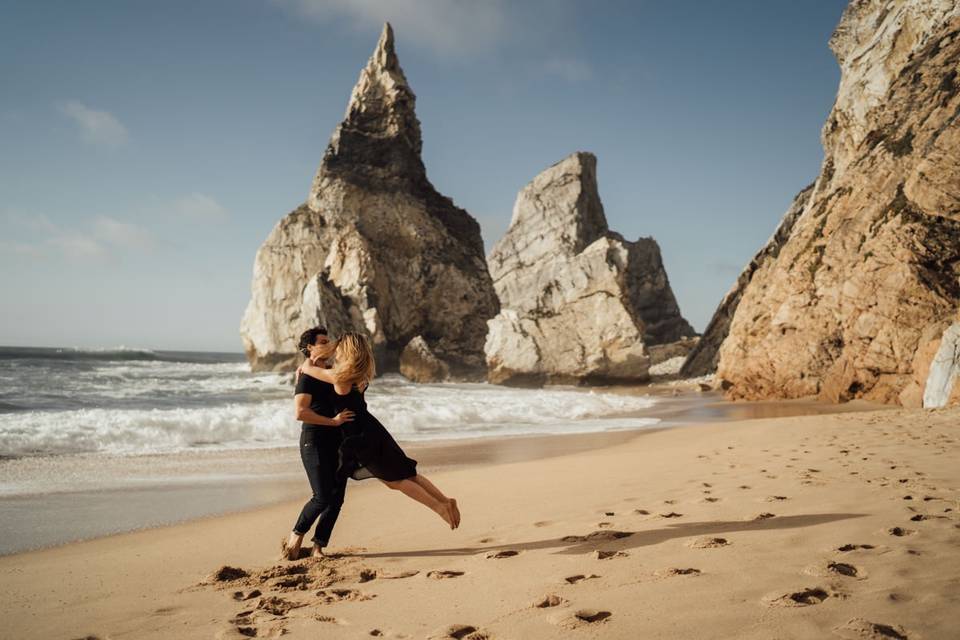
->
xmin=298 ymin=332 xmax=461 ymax=534
xmin=283 ymin=326 xmax=357 ymax=561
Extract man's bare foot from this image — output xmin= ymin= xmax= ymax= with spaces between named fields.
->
xmin=282 ymin=532 xmax=304 ymax=561
xmin=311 ymin=545 xmax=326 ymax=558
xmin=449 ymin=498 xmax=461 ymax=528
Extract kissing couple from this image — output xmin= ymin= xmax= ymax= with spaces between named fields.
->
xmin=282 ymin=326 xmax=461 ymax=560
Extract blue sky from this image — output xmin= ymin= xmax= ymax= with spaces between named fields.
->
xmin=0 ymin=0 xmax=847 ymax=352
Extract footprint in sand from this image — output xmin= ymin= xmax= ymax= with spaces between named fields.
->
xmin=562 ymin=530 xmax=632 ymax=543
xmin=486 ymin=550 xmax=519 ymax=559
xmin=216 ymin=626 xmax=259 ymax=639
xmin=687 ymin=537 xmax=729 ymax=549
xmin=380 ymin=569 xmax=420 ymax=579
xmin=827 ymin=562 xmax=861 ymax=578
xmin=595 ymin=550 xmax=628 ymax=560
xmin=231 ymin=589 xmax=262 ymax=601
xmin=766 ymin=495 xmax=789 ymax=502
xmin=477 ymin=537 xmax=495 ymax=543
xmin=210 ymin=566 xmax=250 ymax=583
xmin=564 ymin=574 xmax=600 ymax=584
xmin=314 ymin=615 xmax=347 ymax=625
xmin=751 ymin=512 xmax=775 ymax=520
xmin=659 ymin=512 xmax=683 ymax=518
xmin=534 ymin=594 xmax=568 ymax=608
xmin=427 ymin=623 xmax=487 ymax=639
xmin=763 ymin=587 xmax=834 ymax=607
xmin=427 ymin=570 xmax=465 ymax=579
xmin=633 ymin=509 xmax=650 ymax=515
xmin=700 ymin=497 xmax=720 ymax=503
xmin=836 ymin=543 xmax=875 ymax=552
xmin=315 ymin=588 xmax=375 ymax=604
xmin=257 ymin=595 xmax=307 ymax=615
xmin=573 ymin=609 xmax=612 ymax=623
xmin=533 ymin=521 xmax=552 ymax=527
xmin=654 ymin=567 xmax=701 ymax=577
xmin=832 ymin=617 xmax=910 ymax=640
xmin=271 ymin=574 xmax=313 ymax=591
xmin=358 ymin=568 xmax=378 ymax=582
xmin=604 ymin=511 xmax=615 ymax=516
xmin=887 ymin=527 xmax=916 ymax=537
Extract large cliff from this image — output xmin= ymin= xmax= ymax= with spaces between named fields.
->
xmin=485 ymin=152 xmax=696 ymax=385
xmin=705 ymin=0 xmax=960 ymax=407
xmin=240 ymin=24 xmax=499 ymax=377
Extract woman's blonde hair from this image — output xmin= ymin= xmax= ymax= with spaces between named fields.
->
xmin=333 ymin=332 xmax=376 ymax=388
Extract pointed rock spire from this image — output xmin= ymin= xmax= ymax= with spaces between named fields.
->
xmin=242 ymin=24 xmax=498 ymax=378
xmin=310 ymin=22 xmax=425 ymax=209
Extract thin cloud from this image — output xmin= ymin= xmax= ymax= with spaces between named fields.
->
xmin=48 ymin=233 xmax=107 ymax=260
xmin=173 ymin=193 xmax=228 ymax=222
xmin=59 ymin=101 xmax=129 ymax=147
xmin=93 ymin=216 xmax=152 ymax=249
xmin=542 ymin=57 xmax=592 ymax=82
xmin=3 ymin=212 xmax=151 ymax=262
xmin=272 ymin=0 xmax=507 ymax=55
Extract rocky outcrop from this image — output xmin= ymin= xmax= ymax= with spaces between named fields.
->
xmin=240 ymin=23 xmax=499 ymax=376
xmin=713 ymin=0 xmax=960 ymax=406
xmin=485 ymin=152 xmax=696 ymax=385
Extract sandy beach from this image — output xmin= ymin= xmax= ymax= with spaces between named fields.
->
xmin=3 ymin=402 xmax=958 ymax=640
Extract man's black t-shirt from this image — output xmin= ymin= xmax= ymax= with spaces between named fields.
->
xmin=294 ymin=371 xmax=336 ymax=426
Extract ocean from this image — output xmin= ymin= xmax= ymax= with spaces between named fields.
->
xmin=0 ymin=345 xmax=670 ymax=553
xmin=0 ymin=345 xmax=661 ymax=480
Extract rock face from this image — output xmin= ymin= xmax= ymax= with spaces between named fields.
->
xmin=240 ymin=23 xmax=499 ymax=376
xmin=711 ymin=0 xmax=960 ymax=406
xmin=485 ymin=152 xmax=696 ymax=385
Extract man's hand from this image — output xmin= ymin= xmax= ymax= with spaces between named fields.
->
xmin=333 ymin=410 xmax=355 ymax=425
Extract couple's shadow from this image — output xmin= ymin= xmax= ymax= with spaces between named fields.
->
xmin=337 ymin=512 xmax=867 ymax=559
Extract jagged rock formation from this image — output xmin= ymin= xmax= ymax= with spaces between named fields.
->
xmin=710 ymin=0 xmax=960 ymax=406
xmin=485 ymin=152 xmax=696 ymax=385
xmin=240 ymin=23 xmax=499 ymax=377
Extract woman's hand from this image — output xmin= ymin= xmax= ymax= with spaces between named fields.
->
xmin=333 ymin=410 xmax=355 ymax=425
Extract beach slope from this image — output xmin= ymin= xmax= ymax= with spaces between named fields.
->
xmin=3 ymin=406 xmax=958 ymax=639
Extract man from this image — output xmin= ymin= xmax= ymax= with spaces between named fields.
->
xmin=282 ymin=326 xmax=355 ymax=560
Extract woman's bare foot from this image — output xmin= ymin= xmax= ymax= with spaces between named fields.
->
xmin=283 ymin=532 xmax=304 ymax=561
xmin=437 ymin=501 xmax=456 ymax=529
xmin=448 ymin=498 xmax=461 ymax=528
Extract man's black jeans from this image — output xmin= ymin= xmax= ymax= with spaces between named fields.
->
xmin=292 ymin=425 xmax=347 ymax=547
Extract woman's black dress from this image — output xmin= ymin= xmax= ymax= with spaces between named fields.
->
xmin=332 ymin=383 xmax=418 ymax=483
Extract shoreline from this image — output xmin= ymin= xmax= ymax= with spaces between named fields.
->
xmin=0 ymin=387 xmax=888 ymax=557
xmin=1 ymin=403 xmax=956 ymax=639
xmin=0 ymin=389 xmax=896 ymax=556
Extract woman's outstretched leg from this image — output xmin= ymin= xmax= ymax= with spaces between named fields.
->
xmin=381 ymin=477 xmax=457 ymax=529
xmin=411 ymin=474 xmax=460 ymax=528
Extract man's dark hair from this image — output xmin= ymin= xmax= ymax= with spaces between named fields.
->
xmin=298 ymin=326 xmax=328 ymax=357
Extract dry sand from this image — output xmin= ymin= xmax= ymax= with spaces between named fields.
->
xmin=3 ymin=404 xmax=958 ymax=639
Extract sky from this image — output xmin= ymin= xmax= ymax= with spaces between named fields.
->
xmin=0 ymin=0 xmax=848 ymax=352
